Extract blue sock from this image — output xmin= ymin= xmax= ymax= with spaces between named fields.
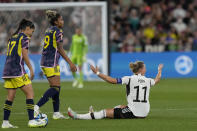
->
xmin=52 ymin=86 xmax=60 ymax=112
xmin=26 ymin=99 xmax=34 ymax=120
xmin=3 ymin=100 xmax=13 ymax=120
xmin=37 ymin=86 xmax=59 ymax=108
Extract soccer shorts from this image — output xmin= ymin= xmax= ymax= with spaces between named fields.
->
xmin=114 ymin=106 xmax=137 ymax=119
xmin=4 ymin=74 xmax=32 ymax=89
xmin=41 ymin=66 xmax=60 ymax=78
xmin=71 ymin=56 xmax=83 ymax=66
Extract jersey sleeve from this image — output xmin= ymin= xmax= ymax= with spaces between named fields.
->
xmin=56 ymin=29 xmax=63 ymax=43
xmin=21 ymin=36 xmax=30 ymax=49
xmin=150 ymin=78 xmax=155 ymax=87
xmin=116 ymin=76 xmax=130 ymax=85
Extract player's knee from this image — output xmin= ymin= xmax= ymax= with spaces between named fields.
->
xmin=106 ymin=109 xmax=114 ymax=118
xmin=7 ymin=94 xmax=16 ymax=101
xmin=25 ymin=92 xmax=34 ymax=99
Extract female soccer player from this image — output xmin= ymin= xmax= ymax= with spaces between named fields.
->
xmin=34 ymin=10 xmax=77 ymax=119
xmin=1 ymin=19 xmax=46 ymax=128
xmin=68 ymin=61 xmax=163 ymax=119
xmin=70 ymin=27 xmax=88 ymax=88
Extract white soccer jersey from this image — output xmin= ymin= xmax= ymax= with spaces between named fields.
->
xmin=118 ymin=74 xmax=155 ymax=117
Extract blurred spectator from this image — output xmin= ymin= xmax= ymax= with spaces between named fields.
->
xmin=110 ymin=0 xmax=197 ymax=52
xmin=0 ymin=1 xmax=102 ymax=54
xmin=173 ymin=4 xmax=186 ymax=19
xmin=172 ymin=18 xmax=187 ymax=33
xmin=1 ymin=0 xmax=197 ymax=53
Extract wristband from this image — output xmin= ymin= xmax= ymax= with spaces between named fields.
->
xmin=96 ymin=71 xmax=100 ymax=75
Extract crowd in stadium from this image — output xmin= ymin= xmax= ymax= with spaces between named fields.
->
xmin=110 ymin=0 xmax=197 ymax=52
xmin=0 ymin=4 xmax=101 ymax=54
xmin=0 ymin=0 xmax=197 ymax=53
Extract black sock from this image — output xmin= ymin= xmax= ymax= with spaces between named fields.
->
xmin=37 ymin=86 xmax=59 ymax=107
xmin=26 ymin=99 xmax=34 ymax=120
xmin=3 ymin=100 xmax=13 ymax=120
xmin=52 ymin=86 xmax=60 ymax=112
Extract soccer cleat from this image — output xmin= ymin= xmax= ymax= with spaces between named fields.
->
xmin=1 ymin=121 xmax=18 ymax=128
xmin=78 ymin=83 xmax=84 ymax=88
xmin=72 ymin=80 xmax=78 ymax=87
xmin=89 ymin=105 xmax=94 ymax=113
xmin=34 ymin=105 xmax=40 ymax=117
xmin=28 ymin=119 xmax=46 ymax=128
xmin=53 ymin=112 xmax=67 ymax=120
xmin=68 ymin=107 xmax=77 ymax=119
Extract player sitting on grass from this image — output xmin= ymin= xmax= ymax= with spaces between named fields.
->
xmin=68 ymin=61 xmax=163 ymax=119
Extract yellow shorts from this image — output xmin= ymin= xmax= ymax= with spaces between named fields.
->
xmin=4 ymin=74 xmax=32 ymax=89
xmin=41 ymin=66 xmax=60 ymax=78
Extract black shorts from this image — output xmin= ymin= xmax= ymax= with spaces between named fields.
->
xmin=114 ymin=106 xmax=137 ymax=119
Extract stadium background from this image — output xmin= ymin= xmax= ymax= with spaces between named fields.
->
xmin=0 ymin=0 xmax=197 ymax=131
xmin=0 ymin=0 xmax=197 ymax=80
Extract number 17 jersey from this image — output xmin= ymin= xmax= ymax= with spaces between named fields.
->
xmin=2 ymin=33 xmax=30 ymax=78
xmin=118 ymin=74 xmax=155 ymax=117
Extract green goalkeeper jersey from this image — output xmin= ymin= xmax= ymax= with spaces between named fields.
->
xmin=70 ymin=34 xmax=88 ymax=56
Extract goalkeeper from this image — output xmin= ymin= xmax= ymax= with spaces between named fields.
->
xmin=70 ymin=27 xmax=88 ymax=88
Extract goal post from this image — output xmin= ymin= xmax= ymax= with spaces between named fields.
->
xmin=0 ymin=2 xmax=108 ymax=81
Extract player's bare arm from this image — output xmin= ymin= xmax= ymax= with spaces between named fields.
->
xmin=22 ymin=48 xmax=34 ymax=80
xmin=90 ymin=64 xmax=117 ymax=84
xmin=57 ymin=42 xmax=77 ymax=72
xmin=154 ymin=64 xmax=163 ymax=84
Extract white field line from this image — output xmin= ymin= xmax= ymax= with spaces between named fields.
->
xmin=9 ymin=108 xmax=197 ymax=115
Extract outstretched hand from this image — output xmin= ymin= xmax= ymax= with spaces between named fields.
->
xmin=158 ymin=64 xmax=164 ymax=71
xmin=90 ymin=64 xmax=99 ymax=74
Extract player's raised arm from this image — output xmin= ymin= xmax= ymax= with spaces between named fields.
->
xmin=154 ymin=64 xmax=163 ymax=84
xmin=90 ymin=64 xmax=117 ymax=84
xmin=57 ymin=42 xmax=77 ymax=72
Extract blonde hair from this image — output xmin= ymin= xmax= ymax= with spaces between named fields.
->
xmin=129 ymin=61 xmax=144 ymax=73
xmin=46 ymin=10 xmax=60 ymax=26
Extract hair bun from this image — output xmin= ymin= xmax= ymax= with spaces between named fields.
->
xmin=129 ymin=61 xmax=144 ymax=73
xmin=46 ymin=10 xmax=57 ymax=19
xmin=129 ymin=62 xmax=134 ymax=69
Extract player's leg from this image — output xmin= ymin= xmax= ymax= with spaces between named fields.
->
xmin=68 ymin=106 xmax=107 ymax=119
xmin=71 ymin=56 xmax=78 ymax=87
xmin=20 ymin=84 xmax=34 ymax=121
xmin=36 ymin=66 xmax=60 ymax=109
xmin=36 ymin=76 xmax=60 ymax=109
xmin=48 ymin=76 xmax=66 ymax=119
xmin=77 ymin=57 xmax=84 ymax=88
xmin=78 ymin=65 xmax=83 ymax=88
xmin=21 ymin=83 xmax=46 ymax=127
xmin=68 ymin=105 xmax=129 ymax=120
xmin=35 ymin=75 xmax=65 ymax=119
xmin=2 ymin=89 xmax=18 ymax=128
xmin=2 ymin=78 xmax=19 ymax=128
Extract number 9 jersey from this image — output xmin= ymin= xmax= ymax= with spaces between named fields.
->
xmin=41 ymin=26 xmax=63 ymax=67
xmin=2 ymin=33 xmax=30 ymax=78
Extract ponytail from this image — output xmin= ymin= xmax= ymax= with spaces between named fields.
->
xmin=12 ymin=19 xmax=35 ymax=36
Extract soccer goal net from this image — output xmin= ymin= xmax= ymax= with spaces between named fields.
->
xmin=0 ymin=2 xmax=108 ymax=81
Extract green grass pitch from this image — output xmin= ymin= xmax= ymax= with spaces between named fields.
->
xmin=0 ymin=78 xmax=197 ymax=131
